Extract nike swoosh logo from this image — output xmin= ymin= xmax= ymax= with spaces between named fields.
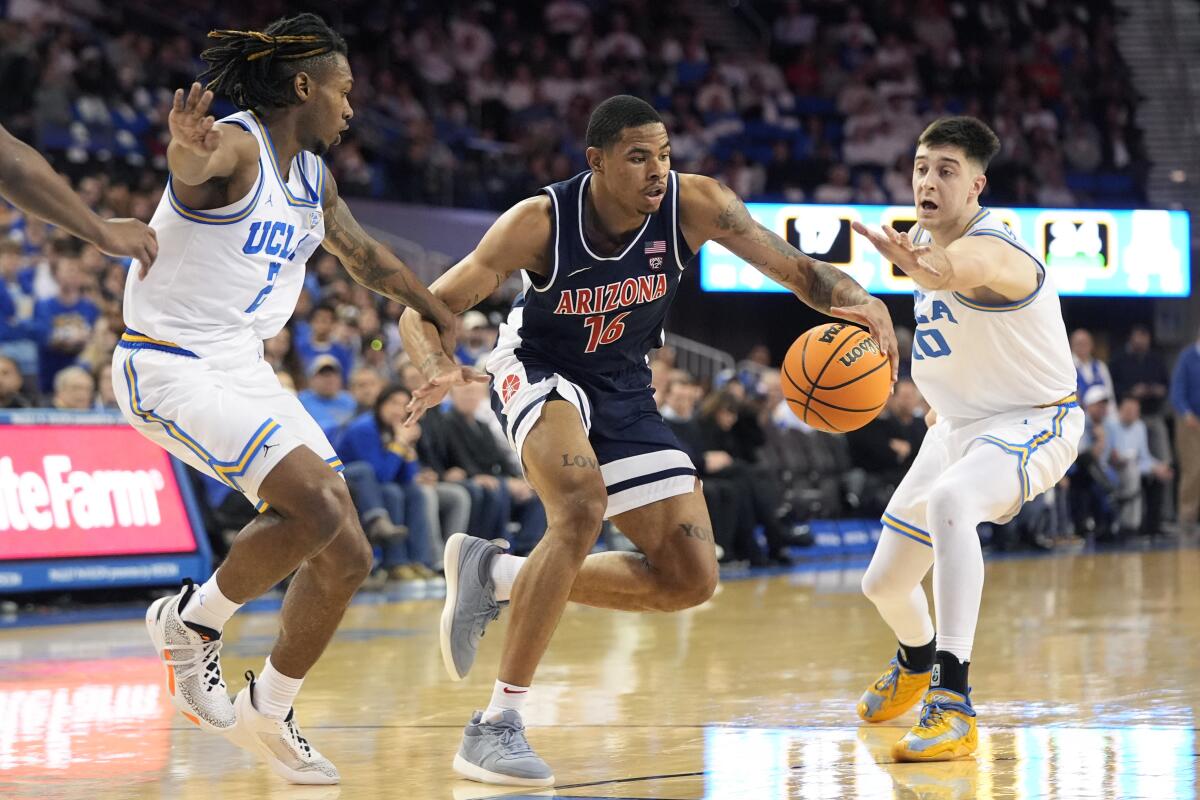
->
xmin=502 ymin=688 xmax=527 ymax=694
xmin=567 ymin=267 xmax=591 ymax=278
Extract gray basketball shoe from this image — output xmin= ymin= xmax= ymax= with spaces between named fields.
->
xmin=452 ymin=710 xmax=554 ymax=786
xmin=440 ymin=533 xmax=508 ymax=681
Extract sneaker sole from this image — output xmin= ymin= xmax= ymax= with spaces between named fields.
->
xmin=440 ymin=533 xmax=469 ymax=682
xmin=144 ymin=595 xmax=232 ymax=733
xmin=228 ymin=691 xmax=340 ymax=785
xmin=452 ymin=753 xmax=554 ymax=787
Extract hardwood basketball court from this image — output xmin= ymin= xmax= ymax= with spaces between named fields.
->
xmin=2 ymin=544 xmax=1196 ymax=799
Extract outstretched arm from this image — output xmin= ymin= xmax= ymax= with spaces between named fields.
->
xmin=0 ymin=125 xmax=158 ymax=267
xmin=399 ymin=195 xmax=553 ymax=423
xmin=850 ymin=221 xmax=1039 ymax=301
xmin=680 ymin=174 xmax=898 ymax=380
xmin=321 ymin=170 xmax=457 ymax=354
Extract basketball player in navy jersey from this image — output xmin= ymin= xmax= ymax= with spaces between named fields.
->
xmin=400 ymin=95 xmax=898 ymax=786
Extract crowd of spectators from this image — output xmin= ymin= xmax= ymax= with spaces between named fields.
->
xmin=0 ymin=0 xmax=1144 ymax=214
xmin=0 ymin=0 xmax=1184 ymax=582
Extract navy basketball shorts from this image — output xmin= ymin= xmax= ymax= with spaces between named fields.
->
xmin=487 ymin=349 xmax=696 ymax=518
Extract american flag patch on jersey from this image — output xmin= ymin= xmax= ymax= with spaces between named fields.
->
xmin=644 ymin=240 xmax=666 ymax=254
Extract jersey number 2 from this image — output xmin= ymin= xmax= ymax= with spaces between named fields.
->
xmin=245 ymin=262 xmax=282 ymax=313
xmin=583 ymin=312 xmax=629 ymax=354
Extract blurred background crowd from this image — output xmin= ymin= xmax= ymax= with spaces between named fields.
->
xmin=2 ymin=0 xmax=1195 ymax=586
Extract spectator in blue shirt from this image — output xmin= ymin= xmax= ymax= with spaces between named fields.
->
xmin=336 ymin=384 xmax=439 ymax=582
xmin=295 ymin=302 xmax=354 ymax=377
xmin=298 ymin=354 xmax=358 ymax=439
xmin=33 ymin=255 xmax=99 ymax=394
xmin=1071 ymin=328 xmax=1114 ymax=404
xmin=1170 ymin=330 xmax=1200 ymax=532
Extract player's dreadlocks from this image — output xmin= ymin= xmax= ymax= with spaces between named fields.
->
xmin=199 ymin=13 xmax=347 ymax=112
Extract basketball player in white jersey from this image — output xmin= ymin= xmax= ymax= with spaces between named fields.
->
xmin=850 ymin=116 xmax=1082 ymax=761
xmin=114 ymin=14 xmax=462 ymax=784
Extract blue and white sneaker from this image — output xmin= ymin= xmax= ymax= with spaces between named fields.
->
xmin=440 ymin=533 xmax=507 ymax=681
xmin=452 ymin=710 xmax=554 ymax=787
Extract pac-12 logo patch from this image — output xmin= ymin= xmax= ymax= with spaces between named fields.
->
xmin=501 ymin=374 xmax=521 ymax=403
xmin=649 ymin=256 xmax=663 ymax=269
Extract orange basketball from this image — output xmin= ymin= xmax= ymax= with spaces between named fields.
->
xmin=780 ymin=322 xmax=891 ymax=433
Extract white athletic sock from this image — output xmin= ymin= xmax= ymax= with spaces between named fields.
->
xmin=928 ymin=444 xmax=1022 ymax=666
xmin=490 ymin=554 xmax=525 ymax=603
xmin=482 ymin=679 xmax=529 ymax=723
xmin=253 ymin=656 xmax=305 ymax=720
xmin=180 ymin=571 xmax=243 ymax=633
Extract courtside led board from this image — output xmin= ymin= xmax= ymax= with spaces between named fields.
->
xmin=699 ymin=204 xmax=1191 ymax=297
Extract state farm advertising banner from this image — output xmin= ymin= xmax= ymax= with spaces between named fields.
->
xmin=0 ymin=425 xmax=197 ymax=561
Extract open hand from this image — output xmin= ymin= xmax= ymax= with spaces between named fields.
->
xmin=170 ymin=83 xmax=221 ymax=157
xmin=852 ymin=222 xmax=949 ymax=289
xmin=404 ymin=360 xmax=490 ymax=425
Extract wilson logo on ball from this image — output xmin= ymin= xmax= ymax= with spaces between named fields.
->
xmin=838 ymin=339 xmax=880 ymax=367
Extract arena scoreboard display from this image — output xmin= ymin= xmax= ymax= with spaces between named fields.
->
xmin=699 ymin=204 xmax=1191 ymax=298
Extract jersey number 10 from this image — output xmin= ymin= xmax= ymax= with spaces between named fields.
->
xmin=911 ymin=328 xmax=952 ymax=360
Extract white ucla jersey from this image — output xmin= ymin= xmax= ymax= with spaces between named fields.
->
xmin=909 ymin=208 xmax=1076 ymax=421
xmin=123 ymin=110 xmax=326 ymax=358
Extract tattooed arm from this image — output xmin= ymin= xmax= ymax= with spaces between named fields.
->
xmin=321 ymin=169 xmax=457 ymax=353
xmin=398 ymin=195 xmax=553 ymax=423
xmin=678 ymin=174 xmax=898 ymax=380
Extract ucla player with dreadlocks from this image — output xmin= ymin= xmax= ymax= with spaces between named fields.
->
xmin=117 ymin=13 xmax=464 ymax=784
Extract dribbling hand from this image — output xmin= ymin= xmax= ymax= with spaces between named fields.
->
xmin=170 ymin=82 xmax=221 ymax=157
xmin=404 ymin=361 xmax=490 ymax=426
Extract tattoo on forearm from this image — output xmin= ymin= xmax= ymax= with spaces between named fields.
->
xmin=679 ymin=523 xmax=713 ymax=543
xmin=327 ymin=200 xmax=445 ymax=322
xmin=561 ymin=453 xmax=600 ymax=470
xmin=715 ymin=193 xmax=873 ymax=313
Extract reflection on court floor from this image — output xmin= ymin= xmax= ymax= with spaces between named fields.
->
xmin=2 ymin=546 xmax=1197 ymax=799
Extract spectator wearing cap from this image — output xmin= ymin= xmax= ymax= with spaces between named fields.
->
xmin=295 ymin=302 xmax=355 ymax=377
xmin=1071 ymin=385 xmax=1118 ymax=538
xmin=1170 ymin=326 xmax=1200 ymax=533
xmin=298 ymin=354 xmax=357 ymax=438
xmin=455 ymin=310 xmax=496 ymax=368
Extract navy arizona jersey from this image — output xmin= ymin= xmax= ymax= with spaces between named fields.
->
xmin=498 ymin=169 xmax=694 ymax=390
xmin=485 ymin=169 xmax=700 ymax=518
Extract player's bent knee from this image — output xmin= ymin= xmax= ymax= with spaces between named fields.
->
xmin=545 ymin=490 xmax=607 ymax=554
xmin=926 ymin=483 xmax=969 ymax=534
xmin=295 ymin=477 xmax=357 ymax=555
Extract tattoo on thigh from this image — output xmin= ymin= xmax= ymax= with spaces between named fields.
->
xmin=561 ymin=453 xmax=599 ymax=470
xmin=679 ymin=523 xmax=713 ymax=543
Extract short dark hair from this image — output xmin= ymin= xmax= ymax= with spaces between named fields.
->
xmin=200 ymin=13 xmax=348 ymax=112
xmin=309 ymin=301 xmax=337 ymax=321
xmin=917 ymin=116 xmax=1001 ymax=170
xmin=585 ymin=95 xmax=663 ymax=150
